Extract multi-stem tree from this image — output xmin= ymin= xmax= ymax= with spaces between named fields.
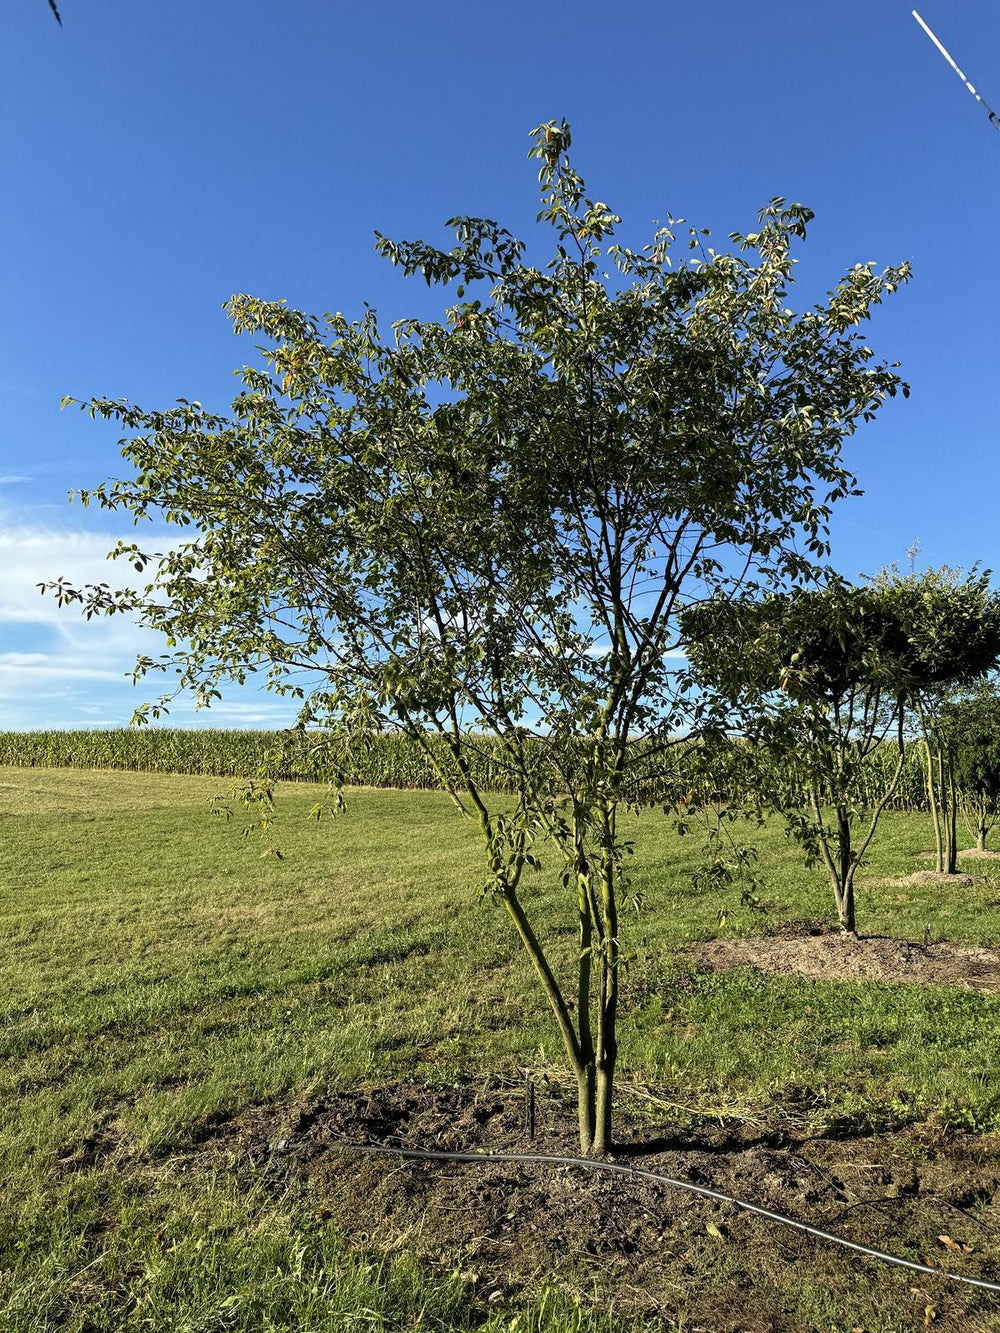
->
xmin=872 ymin=567 xmax=1000 ymax=876
xmin=685 ymin=582 xmax=916 ymax=936
xmin=43 ymin=122 xmax=910 ymax=1153
xmin=686 ymin=570 xmax=1000 ymax=934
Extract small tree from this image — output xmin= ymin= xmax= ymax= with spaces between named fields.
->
xmin=872 ymin=566 xmax=1000 ymax=875
xmin=687 ymin=570 xmax=1000 ymax=933
xmin=44 ymin=122 xmax=910 ymax=1153
xmin=685 ymin=582 xmax=913 ymax=936
xmin=945 ymin=682 xmax=1000 ymax=853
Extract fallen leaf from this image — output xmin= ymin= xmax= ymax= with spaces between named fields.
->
xmin=705 ymin=1221 xmax=726 ymax=1240
xmin=937 ymin=1234 xmax=963 ymax=1253
xmin=924 ymin=1304 xmax=937 ymax=1325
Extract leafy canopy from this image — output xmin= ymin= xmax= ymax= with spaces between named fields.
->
xmin=49 ymin=120 xmax=912 ymax=790
xmin=943 ymin=682 xmax=1000 ymax=804
xmin=45 ymin=120 xmax=913 ymax=1152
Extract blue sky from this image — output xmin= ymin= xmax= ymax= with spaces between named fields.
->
xmin=2 ymin=0 xmax=999 ymax=729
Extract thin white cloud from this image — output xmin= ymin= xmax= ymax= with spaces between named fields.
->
xmin=0 ymin=652 xmax=126 ymax=684
xmin=0 ymin=521 xmax=167 ymax=727
xmin=0 ymin=521 xmax=302 ymax=729
xmin=168 ymin=701 xmax=296 ymax=726
xmin=0 ymin=524 xmax=147 ymax=627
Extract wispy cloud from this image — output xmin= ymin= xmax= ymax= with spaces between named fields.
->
xmin=0 ymin=524 xmax=140 ymax=627
xmin=0 ymin=521 xmax=167 ymax=727
xmin=0 ymin=652 xmax=126 ymax=684
xmin=0 ymin=520 xmax=300 ymax=729
xmin=168 ymin=698 xmax=296 ymax=726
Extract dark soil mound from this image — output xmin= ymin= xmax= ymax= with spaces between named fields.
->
xmin=189 ymin=1079 xmax=1000 ymax=1332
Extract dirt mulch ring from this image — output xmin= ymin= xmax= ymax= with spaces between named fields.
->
xmin=891 ymin=870 xmax=977 ymax=887
xmin=695 ymin=927 xmax=1000 ymax=991
xmin=185 ymin=1078 xmax=1000 ymax=1332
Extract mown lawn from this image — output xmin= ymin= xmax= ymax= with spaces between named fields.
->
xmin=3 ymin=767 xmax=1000 ymax=1331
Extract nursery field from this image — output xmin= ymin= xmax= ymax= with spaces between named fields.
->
xmin=5 ymin=767 xmax=1000 ymax=1331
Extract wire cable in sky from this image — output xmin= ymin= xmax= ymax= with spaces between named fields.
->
xmin=912 ymin=10 xmax=1000 ymax=132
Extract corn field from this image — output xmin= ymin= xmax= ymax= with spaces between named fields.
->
xmin=0 ymin=729 xmax=543 ymax=790
xmin=722 ymin=738 xmax=931 ymax=813
xmin=0 ymin=727 xmax=938 ymax=810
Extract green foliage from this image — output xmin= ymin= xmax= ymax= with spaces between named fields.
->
xmin=869 ymin=564 xmax=1000 ymax=692
xmin=942 ymin=679 xmax=1000 ymax=851
xmin=947 ymin=682 xmax=1000 ymax=800
xmin=874 ymin=566 xmax=1000 ymax=874
xmin=0 ymin=725 xmax=946 ymax=816
xmin=685 ymin=572 xmax=1000 ymax=932
xmin=43 ymin=121 xmax=910 ymax=1153
xmin=0 ymin=727 xmax=295 ymax=778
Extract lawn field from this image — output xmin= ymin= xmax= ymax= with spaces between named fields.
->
xmin=5 ymin=767 xmax=1000 ymax=1331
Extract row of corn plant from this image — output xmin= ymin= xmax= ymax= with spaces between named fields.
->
xmin=0 ymin=729 xmax=300 ymax=779
xmin=0 ymin=728 xmax=935 ymax=809
xmin=0 ymin=728 xmax=506 ymax=788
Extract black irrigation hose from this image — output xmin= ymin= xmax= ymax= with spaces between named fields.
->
xmin=337 ymin=1142 xmax=1000 ymax=1295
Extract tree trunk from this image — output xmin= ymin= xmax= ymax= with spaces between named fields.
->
xmin=836 ymin=875 xmax=857 ymax=936
xmin=574 ymin=849 xmax=595 ymax=1153
xmin=593 ymin=926 xmax=619 ymax=1154
xmin=935 ymin=745 xmax=947 ymax=874
xmin=594 ymin=1057 xmax=616 ymax=1156
xmin=978 ymin=825 xmax=988 ymax=854
xmin=919 ymin=705 xmax=944 ymax=874
xmin=835 ymin=807 xmax=857 ymax=936
xmin=576 ymin=1064 xmax=596 ymax=1154
xmin=946 ymin=758 xmax=958 ymax=875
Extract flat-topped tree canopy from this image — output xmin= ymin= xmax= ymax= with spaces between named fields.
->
xmin=683 ymin=569 xmax=1000 ymax=935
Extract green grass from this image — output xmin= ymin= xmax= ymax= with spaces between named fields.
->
xmin=4 ymin=767 xmax=1000 ymax=1330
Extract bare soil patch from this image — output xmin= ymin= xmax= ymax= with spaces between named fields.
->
xmin=892 ymin=870 xmax=978 ymax=888
xmin=186 ymin=1078 xmax=1000 ymax=1332
xmin=695 ymin=928 xmax=1000 ymax=990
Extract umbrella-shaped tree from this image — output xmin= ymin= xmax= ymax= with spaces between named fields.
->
xmin=685 ymin=569 xmax=1000 ymax=935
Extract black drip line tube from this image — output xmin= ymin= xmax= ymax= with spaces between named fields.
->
xmin=335 ymin=1142 xmax=1000 ymax=1295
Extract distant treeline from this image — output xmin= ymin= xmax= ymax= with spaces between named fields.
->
xmin=0 ymin=727 xmax=936 ymax=812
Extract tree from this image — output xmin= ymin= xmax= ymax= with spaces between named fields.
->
xmin=686 ymin=569 xmax=1000 ymax=934
xmin=43 ymin=121 xmax=910 ymax=1154
xmin=944 ymin=682 xmax=1000 ymax=854
xmin=685 ymin=582 xmax=914 ymax=936
xmin=871 ymin=566 xmax=1000 ymax=876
